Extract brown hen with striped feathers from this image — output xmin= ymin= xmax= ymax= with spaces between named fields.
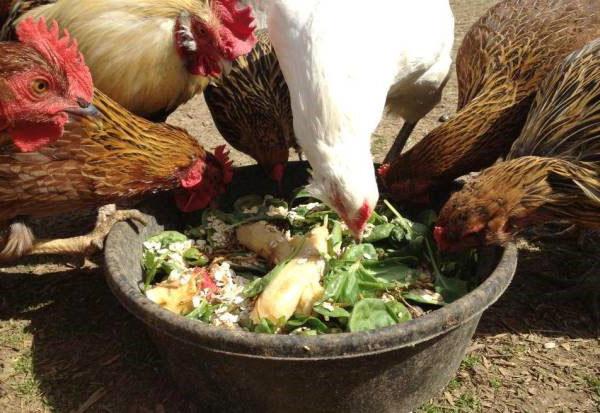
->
xmin=204 ymin=29 xmax=297 ymax=187
xmin=380 ymin=0 xmax=600 ymax=204
xmin=434 ymin=38 xmax=600 ymax=252
xmin=0 ymin=89 xmax=233 ymax=261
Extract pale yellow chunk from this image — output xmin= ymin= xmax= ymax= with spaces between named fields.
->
xmin=145 ymin=278 xmax=197 ymax=315
xmin=249 ymin=226 xmax=329 ymax=324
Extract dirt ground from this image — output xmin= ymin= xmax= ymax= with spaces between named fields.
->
xmin=1 ymin=0 xmax=599 ymax=412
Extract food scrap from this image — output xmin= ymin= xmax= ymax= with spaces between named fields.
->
xmin=141 ymin=191 xmax=478 ymax=334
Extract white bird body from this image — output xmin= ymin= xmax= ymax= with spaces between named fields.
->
xmin=266 ymin=0 xmax=454 ymax=235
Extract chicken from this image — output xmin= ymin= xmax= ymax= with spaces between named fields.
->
xmin=203 ymin=29 xmax=297 ymax=187
xmin=434 ymin=38 xmax=600 ymax=253
xmin=7 ymin=0 xmax=257 ymax=120
xmin=0 ymin=16 xmax=95 ymax=152
xmin=380 ymin=0 xmax=600 ymax=205
xmin=265 ymin=0 xmax=454 ymax=238
xmin=0 ymin=88 xmax=233 ymax=262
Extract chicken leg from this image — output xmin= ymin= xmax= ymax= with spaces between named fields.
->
xmin=383 ymin=121 xmax=417 ymax=165
xmin=27 ymin=205 xmax=147 ymax=258
xmin=28 ymin=204 xmax=147 ymax=256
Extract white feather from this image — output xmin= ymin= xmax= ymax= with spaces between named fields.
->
xmin=266 ymin=0 xmax=454 ymax=226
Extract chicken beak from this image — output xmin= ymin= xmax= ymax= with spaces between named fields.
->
xmin=64 ymin=99 xmax=100 ymax=118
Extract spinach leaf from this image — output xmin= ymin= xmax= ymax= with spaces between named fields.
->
xmin=348 ymin=298 xmax=411 ymax=332
xmin=323 ymin=261 xmax=392 ymax=305
xmin=233 ymin=194 xmax=264 ymax=214
xmin=313 ymin=304 xmax=351 ymax=320
xmin=363 ymin=223 xmax=396 ymax=243
xmin=142 ymin=250 xmax=162 ymax=290
xmin=183 ymin=247 xmax=209 ymax=266
xmin=146 ymin=231 xmax=188 ymax=248
xmin=254 ymin=318 xmax=278 ymax=334
xmin=341 ymin=243 xmax=377 ymax=261
xmin=285 ymin=314 xmax=329 ymax=333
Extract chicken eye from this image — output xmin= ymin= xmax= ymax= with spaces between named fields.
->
xmin=32 ymin=79 xmax=49 ymax=94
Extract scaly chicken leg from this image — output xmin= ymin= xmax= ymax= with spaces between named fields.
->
xmin=383 ymin=121 xmax=417 ymax=164
xmin=28 ymin=204 xmax=147 ymax=256
xmin=0 ymin=205 xmax=147 ymax=262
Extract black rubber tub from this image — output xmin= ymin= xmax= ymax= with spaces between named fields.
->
xmin=104 ymin=162 xmax=517 ymax=413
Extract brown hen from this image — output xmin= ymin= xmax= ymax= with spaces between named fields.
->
xmin=204 ymin=29 xmax=297 ymax=186
xmin=380 ymin=0 xmax=600 ymax=204
xmin=0 ymin=89 xmax=233 ymax=262
xmin=435 ymin=37 xmax=600 ymax=252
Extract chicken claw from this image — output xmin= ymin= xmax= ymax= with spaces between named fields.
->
xmin=28 ymin=205 xmax=148 ymax=257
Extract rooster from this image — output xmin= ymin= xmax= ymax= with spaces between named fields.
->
xmin=204 ymin=29 xmax=297 ymax=188
xmin=434 ymin=38 xmax=600 ymax=253
xmin=1 ymin=16 xmax=95 ymax=152
xmin=380 ymin=0 xmax=600 ymax=205
xmin=6 ymin=0 xmax=257 ymax=120
xmin=265 ymin=0 xmax=454 ymax=238
xmin=0 ymin=87 xmax=233 ymax=261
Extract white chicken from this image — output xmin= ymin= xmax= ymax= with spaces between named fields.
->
xmin=265 ymin=0 xmax=454 ymax=237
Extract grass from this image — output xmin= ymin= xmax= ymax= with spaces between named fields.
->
xmin=489 ymin=377 xmax=502 ymax=390
xmin=461 ymin=355 xmax=480 ymax=370
xmin=585 ymin=375 xmax=600 ymax=398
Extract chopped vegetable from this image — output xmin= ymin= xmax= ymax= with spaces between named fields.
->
xmin=250 ymin=225 xmax=328 ymax=325
xmin=141 ymin=189 xmax=478 ymax=335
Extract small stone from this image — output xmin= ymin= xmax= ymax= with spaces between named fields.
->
xmin=439 ymin=114 xmax=450 ymax=122
xmin=544 ymin=342 xmax=557 ymax=349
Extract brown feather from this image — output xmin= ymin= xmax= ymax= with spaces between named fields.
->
xmin=0 ymin=88 xmax=207 ymax=221
xmin=204 ymin=30 xmax=296 ymax=175
xmin=437 ymin=38 xmax=600 ymax=250
xmin=384 ymin=0 xmax=600 ymax=202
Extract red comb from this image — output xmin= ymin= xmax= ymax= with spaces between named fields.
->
xmin=213 ymin=0 xmax=257 ymax=59
xmin=433 ymin=226 xmax=447 ymax=251
xmin=214 ymin=145 xmax=234 ymax=184
xmin=377 ymin=163 xmax=391 ymax=178
xmin=16 ymin=17 xmax=93 ymax=102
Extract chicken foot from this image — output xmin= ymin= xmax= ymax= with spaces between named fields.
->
xmin=383 ymin=121 xmax=418 ymax=164
xmin=28 ymin=205 xmax=148 ymax=257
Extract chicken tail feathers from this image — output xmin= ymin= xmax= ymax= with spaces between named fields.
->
xmin=0 ymin=221 xmax=35 ymax=262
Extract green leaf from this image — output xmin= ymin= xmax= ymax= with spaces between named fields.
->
xmin=385 ymin=300 xmax=412 ymax=323
xmin=423 ymin=238 xmax=469 ymax=303
xmin=323 ymin=261 xmax=394 ymax=305
xmin=233 ymin=194 xmax=264 ymax=214
xmin=348 ymin=298 xmax=410 ymax=332
xmin=328 ymin=220 xmax=343 ymax=255
xmin=254 ymin=318 xmax=278 ymax=334
xmin=341 ymin=243 xmax=378 ymax=262
xmin=183 ymin=247 xmax=209 ymax=266
xmin=363 ymin=223 xmax=396 ymax=243
xmin=286 ymin=314 xmax=329 ymax=333
xmin=146 ymin=231 xmax=188 ymax=248
xmin=362 ymin=258 xmax=420 ymax=284
xmin=185 ymin=299 xmax=214 ymax=322
xmin=242 ymin=238 xmax=306 ymax=298
xmin=142 ymin=250 xmax=161 ymax=290
xmin=403 ymin=289 xmax=445 ymax=306
xmin=313 ymin=304 xmax=351 ymax=319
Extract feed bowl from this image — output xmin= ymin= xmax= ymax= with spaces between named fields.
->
xmin=104 ymin=162 xmax=517 ymax=413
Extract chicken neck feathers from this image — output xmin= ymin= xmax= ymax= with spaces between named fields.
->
xmin=0 ymin=89 xmax=205 ymax=220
